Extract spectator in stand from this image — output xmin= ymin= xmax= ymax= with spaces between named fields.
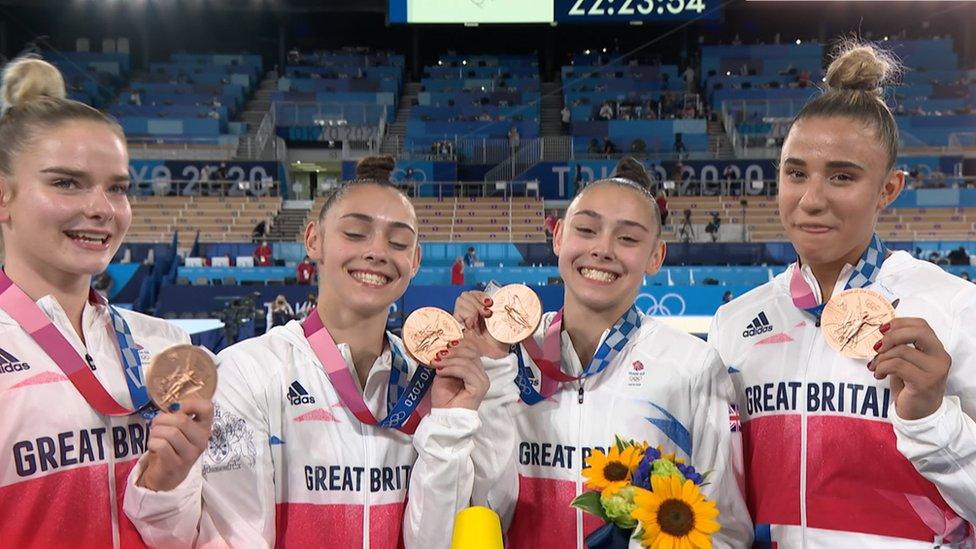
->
xmin=296 ymin=255 xmax=316 ymax=284
xmin=561 ymin=105 xmax=571 ymax=132
xmin=798 ymin=69 xmax=812 ymax=88
xmin=508 ymin=125 xmax=520 ymax=153
xmin=270 ymin=295 xmax=294 ymax=328
xmin=602 ymin=138 xmax=617 ymax=156
xmin=254 ymin=240 xmax=273 ymax=266
xmin=724 ymin=164 xmax=738 ymax=195
xmin=655 ymin=190 xmax=669 ymax=226
xmin=673 ymin=132 xmax=687 ymax=159
xmin=684 ymin=65 xmax=697 ymax=94
xmin=544 ymin=210 xmax=558 ymax=240
xmin=948 ymin=246 xmax=970 ymax=266
xmin=599 ymin=102 xmax=614 ymax=120
xmin=451 ymin=256 xmax=465 ymax=285
xmin=298 ymin=293 xmax=317 ymax=319
xmin=463 ymin=247 xmax=478 ymax=267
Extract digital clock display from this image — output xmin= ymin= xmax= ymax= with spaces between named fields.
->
xmin=387 ymin=0 xmax=720 ymax=24
xmin=556 ymin=0 xmax=720 ymax=22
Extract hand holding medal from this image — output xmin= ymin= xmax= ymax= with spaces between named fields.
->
xmin=138 ymin=345 xmax=217 ymax=492
xmin=403 ymin=307 xmax=489 ymax=411
xmin=868 ymin=317 xmax=951 ymax=421
xmin=452 ymin=283 xmax=543 ymax=359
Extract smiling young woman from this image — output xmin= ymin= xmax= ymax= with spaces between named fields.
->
xmin=0 ymin=57 xmax=193 ymax=549
xmin=453 ymin=157 xmax=752 ymax=548
xmin=708 ymin=41 xmax=976 ymax=547
xmin=124 ymin=155 xmax=515 ymax=549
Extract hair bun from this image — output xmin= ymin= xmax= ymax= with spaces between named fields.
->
xmin=1 ymin=57 xmax=66 ymax=113
xmin=355 ymin=155 xmax=395 ymax=182
xmin=611 ymin=157 xmax=652 ymax=189
xmin=825 ymin=42 xmax=897 ymax=95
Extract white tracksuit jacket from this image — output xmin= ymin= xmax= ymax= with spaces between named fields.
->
xmin=124 ymin=317 xmax=518 ymax=548
xmin=0 ymin=295 xmax=190 ymax=548
xmin=708 ymin=251 xmax=976 ymax=548
xmin=482 ymin=311 xmax=753 ymax=549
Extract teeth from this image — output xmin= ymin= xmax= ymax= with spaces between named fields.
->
xmin=67 ymin=231 xmax=108 ymax=243
xmin=351 ymin=271 xmax=390 ymax=286
xmin=580 ymin=268 xmax=618 ymax=283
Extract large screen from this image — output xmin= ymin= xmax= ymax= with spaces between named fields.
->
xmin=388 ymin=0 xmax=720 ymax=23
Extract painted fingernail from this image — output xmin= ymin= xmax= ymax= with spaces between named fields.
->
xmin=879 ymin=323 xmax=891 ymax=334
xmin=483 ymin=298 xmax=493 ymax=306
xmin=450 ymin=340 xmax=460 ymax=347
xmin=438 ymin=349 xmax=448 ymax=357
xmin=484 ymin=310 xmax=493 ymax=317
xmin=433 ymin=356 xmax=441 ymax=363
xmin=873 ymin=340 xmax=883 ymax=351
xmin=168 ymin=402 xmax=181 ymax=412
xmin=866 ymin=360 xmax=874 ymax=370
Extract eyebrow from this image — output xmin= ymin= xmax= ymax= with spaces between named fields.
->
xmin=40 ymin=166 xmax=130 ymax=183
xmin=575 ymin=209 xmax=650 ymax=232
xmin=339 ymin=212 xmax=417 ymax=234
xmin=782 ymin=158 xmax=865 ymax=171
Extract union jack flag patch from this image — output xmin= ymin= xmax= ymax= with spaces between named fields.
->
xmin=728 ymin=403 xmax=741 ymax=432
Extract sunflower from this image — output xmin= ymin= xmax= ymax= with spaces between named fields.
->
xmin=632 ymin=475 xmax=720 ymax=549
xmin=581 ymin=445 xmax=644 ymax=494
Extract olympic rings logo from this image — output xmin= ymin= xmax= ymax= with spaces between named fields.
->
xmin=392 ymin=168 xmax=428 ymax=183
xmin=636 ymin=293 xmax=687 ymax=316
xmin=384 ymin=411 xmax=408 ymax=425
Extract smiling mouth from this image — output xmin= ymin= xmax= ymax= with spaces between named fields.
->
xmin=578 ymin=267 xmax=619 ymax=283
xmin=796 ymin=224 xmax=832 ymax=233
xmin=348 ymin=270 xmax=392 ymax=287
xmin=64 ymin=231 xmax=110 ymax=245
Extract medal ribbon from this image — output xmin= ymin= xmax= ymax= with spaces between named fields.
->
xmin=515 ymin=305 xmax=642 ymax=405
xmin=790 ymin=233 xmax=889 ymax=320
xmin=0 ymin=269 xmax=149 ymax=416
xmin=302 ymin=308 xmax=433 ymax=434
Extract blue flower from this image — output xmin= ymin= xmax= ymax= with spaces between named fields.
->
xmin=632 ymin=446 xmax=661 ymax=490
xmin=677 ymin=462 xmax=704 ymax=485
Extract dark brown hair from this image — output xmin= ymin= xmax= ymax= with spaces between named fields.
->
xmin=577 ymin=156 xmax=662 ymax=235
xmin=317 ymin=155 xmax=406 ymax=221
xmin=791 ymin=40 xmax=901 ymax=170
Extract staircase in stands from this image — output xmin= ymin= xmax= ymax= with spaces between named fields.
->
xmin=235 ymin=71 xmax=279 ymax=157
xmin=380 ymin=81 xmax=422 ymax=157
xmin=265 ymin=206 xmax=310 ymax=242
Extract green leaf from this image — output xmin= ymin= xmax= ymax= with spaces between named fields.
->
xmin=570 ymin=491 xmax=610 ymax=522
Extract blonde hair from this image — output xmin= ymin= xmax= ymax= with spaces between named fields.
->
xmin=0 ymin=56 xmax=124 ymax=176
xmin=791 ymin=40 xmax=901 ymax=170
xmin=0 ymin=57 xmax=125 ymax=258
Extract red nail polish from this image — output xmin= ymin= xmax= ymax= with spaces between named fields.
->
xmin=879 ymin=323 xmax=890 ymax=334
xmin=450 ymin=340 xmax=460 ymax=347
xmin=483 ymin=298 xmax=492 ymax=306
xmin=866 ymin=360 xmax=873 ymax=370
xmin=484 ymin=310 xmax=493 ymax=317
xmin=434 ymin=356 xmax=441 ymax=363
xmin=873 ymin=340 xmax=883 ymax=351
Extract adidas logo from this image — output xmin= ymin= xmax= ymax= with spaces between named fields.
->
xmin=742 ymin=312 xmax=774 ymax=338
xmin=0 ymin=348 xmax=30 ymax=374
xmin=287 ymin=381 xmax=316 ymax=405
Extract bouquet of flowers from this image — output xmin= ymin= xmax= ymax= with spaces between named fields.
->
xmin=571 ymin=436 xmax=720 ymax=549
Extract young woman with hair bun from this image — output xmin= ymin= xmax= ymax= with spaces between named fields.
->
xmin=0 ymin=57 xmax=193 ymax=548
xmin=709 ymin=41 xmax=976 ymax=546
xmin=455 ymin=156 xmax=752 ymax=548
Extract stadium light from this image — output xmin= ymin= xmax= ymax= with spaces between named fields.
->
xmin=795 ymin=39 xmax=801 ymax=45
